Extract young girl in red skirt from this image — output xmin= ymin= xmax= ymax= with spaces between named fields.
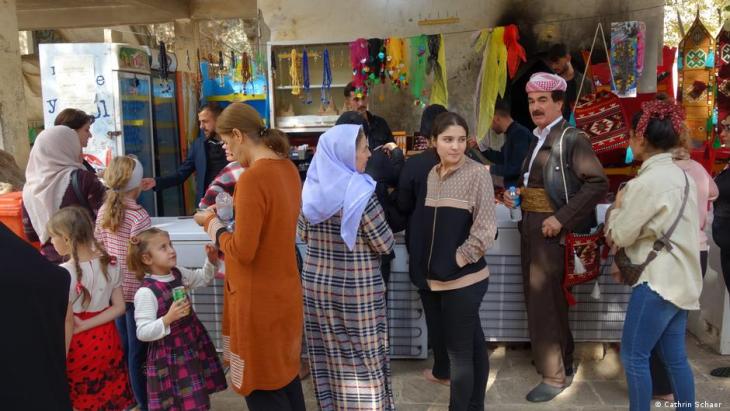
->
xmin=128 ymin=228 xmax=227 ymax=411
xmin=47 ymin=206 xmax=134 ymax=411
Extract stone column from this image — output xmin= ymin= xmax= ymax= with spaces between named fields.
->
xmin=0 ymin=0 xmax=29 ymax=169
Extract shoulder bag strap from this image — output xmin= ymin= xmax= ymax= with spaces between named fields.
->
xmin=71 ymin=169 xmax=91 ymax=211
xmin=558 ymin=127 xmax=573 ymax=205
xmin=643 ymin=171 xmax=690 ymax=265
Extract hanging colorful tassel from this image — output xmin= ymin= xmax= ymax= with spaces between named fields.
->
xmin=289 ymin=48 xmax=301 ymax=96
xmin=321 ymin=48 xmax=332 ymax=106
xmin=349 ymin=38 xmax=369 ymax=96
xmin=366 ymin=38 xmax=386 ymax=86
xmin=409 ymin=35 xmax=428 ymax=104
xmin=302 ymin=48 xmax=312 ymax=104
xmin=503 ymin=24 xmax=526 ymax=79
xmin=474 ymin=27 xmax=507 ymax=141
xmin=386 ymin=37 xmax=408 ymax=88
xmin=430 ymin=34 xmax=449 ymax=107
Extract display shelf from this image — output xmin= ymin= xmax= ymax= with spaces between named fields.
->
xmin=268 ymin=41 xmax=353 ymax=133
xmin=275 ymin=83 xmax=349 ymax=90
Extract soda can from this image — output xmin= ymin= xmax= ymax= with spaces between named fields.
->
xmin=172 ymin=286 xmax=187 ymax=302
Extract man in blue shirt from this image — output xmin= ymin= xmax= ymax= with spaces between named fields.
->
xmin=472 ymin=98 xmax=534 ymax=188
xmin=140 ymin=103 xmax=228 ymax=204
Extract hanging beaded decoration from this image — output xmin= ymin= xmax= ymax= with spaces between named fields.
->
xmin=207 ymin=53 xmax=215 ymax=80
xmin=158 ymin=41 xmax=169 ymax=80
xmin=241 ymin=52 xmax=252 ymax=94
xmin=366 ymin=38 xmax=386 ymax=86
xmin=218 ymin=51 xmax=225 ymax=86
xmin=290 ymin=48 xmax=301 ymax=96
xmin=349 ymin=38 xmax=369 ymax=97
xmin=255 ymin=51 xmax=266 ymax=77
xmin=321 ymin=48 xmax=332 ymax=107
xmin=302 ymin=48 xmax=312 ymax=104
xmin=230 ymin=51 xmax=240 ymax=92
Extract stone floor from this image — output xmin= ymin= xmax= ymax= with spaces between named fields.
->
xmin=210 ymin=335 xmax=730 ymax=410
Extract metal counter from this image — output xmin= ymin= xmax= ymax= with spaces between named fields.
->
xmin=152 ymin=205 xmax=633 ymax=359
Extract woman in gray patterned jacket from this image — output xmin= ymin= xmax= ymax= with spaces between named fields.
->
xmin=421 ymin=111 xmax=498 ymax=411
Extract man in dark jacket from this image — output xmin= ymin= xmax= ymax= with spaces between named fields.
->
xmin=141 ymin=103 xmax=228 ymax=204
xmin=504 ymin=73 xmax=608 ymax=402
xmin=343 ymin=82 xmax=395 ymax=150
xmin=396 ymin=104 xmax=451 ymax=385
xmin=0 ymin=223 xmax=72 ymax=410
xmin=472 ymin=98 xmax=534 ymax=188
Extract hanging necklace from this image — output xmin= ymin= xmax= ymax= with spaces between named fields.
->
xmin=289 ymin=48 xmax=301 ymax=96
xmin=302 ymin=48 xmax=312 ymax=104
xmin=321 ymin=48 xmax=332 ymax=107
xmin=218 ymin=51 xmax=225 ymax=87
xmin=241 ymin=52 xmax=252 ymax=94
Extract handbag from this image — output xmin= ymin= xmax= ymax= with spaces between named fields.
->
xmin=613 ymin=171 xmax=690 ymax=285
xmin=556 ymin=128 xmax=604 ymax=306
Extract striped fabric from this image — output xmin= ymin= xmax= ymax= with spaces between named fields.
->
xmin=298 ymin=195 xmax=396 ymax=411
xmin=95 ymin=198 xmax=151 ymax=302
xmin=198 ymin=162 xmax=245 ymax=209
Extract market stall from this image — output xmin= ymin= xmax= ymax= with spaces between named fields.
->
xmin=152 ymin=204 xmax=634 ymax=359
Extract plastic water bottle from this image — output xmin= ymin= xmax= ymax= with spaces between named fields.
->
xmin=508 ymin=186 xmax=522 ymax=222
xmin=215 ymin=192 xmax=234 ymax=231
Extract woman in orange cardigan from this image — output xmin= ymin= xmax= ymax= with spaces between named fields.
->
xmin=194 ymin=103 xmax=304 ymax=410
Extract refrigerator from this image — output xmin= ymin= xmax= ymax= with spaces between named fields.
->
xmin=40 ymin=43 xmax=184 ymax=217
xmin=150 ymin=49 xmax=186 ymax=216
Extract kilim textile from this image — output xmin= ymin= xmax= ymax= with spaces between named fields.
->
xmin=574 ymin=90 xmax=630 ymax=165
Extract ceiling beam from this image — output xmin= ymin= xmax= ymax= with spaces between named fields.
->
xmin=17 ymin=5 xmax=188 ymax=30
xmin=190 ymin=0 xmax=257 ymax=20
xmin=125 ymin=0 xmax=190 ymax=17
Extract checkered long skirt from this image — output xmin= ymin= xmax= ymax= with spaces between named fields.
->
xmin=298 ymin=197 xmax=395 ymax=411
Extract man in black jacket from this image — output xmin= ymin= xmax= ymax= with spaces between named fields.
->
xmin=0 ymin=223 xmax=72 ymax=410
xmin=343 ymin=82 xmax=395 ymax=150
xmin=471 ymin=98 xmax=534 ymax=188
xmin=141 ymin=103 xmax=228 ymax=204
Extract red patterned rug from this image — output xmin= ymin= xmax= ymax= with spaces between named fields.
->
xmin=574 ymin=90 xmax=630 ymax=164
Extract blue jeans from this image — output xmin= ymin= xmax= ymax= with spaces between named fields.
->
xmin=116 ymin=302 xmax=148 ymax=410
xmin=621 ymin=284 xmax=695 ymax=411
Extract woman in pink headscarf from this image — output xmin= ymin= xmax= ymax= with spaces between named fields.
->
xmin=22 ymin=125 xmax=106 ymax=263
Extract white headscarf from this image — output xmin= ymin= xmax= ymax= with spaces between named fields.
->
xmin=22 ymin=125 xmax=83 ymax=243
xmin=302 ymin=124 xmax=375 ymax=250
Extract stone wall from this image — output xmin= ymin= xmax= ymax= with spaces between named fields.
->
xmin=259 ymin=0 xmax=664 ymax=135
